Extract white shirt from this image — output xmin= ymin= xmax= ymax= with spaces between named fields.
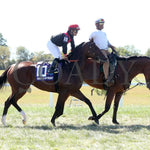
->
xmin=89 ymin=30 xmax=110 ymax=50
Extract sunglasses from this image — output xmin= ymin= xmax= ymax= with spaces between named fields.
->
xmin=99 ymin=22 xmax=104 ymax=25
xmin=73 ymin=30 xmax=78 ymax=33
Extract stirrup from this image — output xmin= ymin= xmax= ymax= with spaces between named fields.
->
xmin=104 ymin=79 xmax=114 ymax=87
xmin=48 ymin=68 xmax=58 ymax=74
xmin=48 ymin=58 xmax=59 ymax=73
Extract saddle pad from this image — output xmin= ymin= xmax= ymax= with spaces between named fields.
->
xmin=36 ymin=62 xmax=54 ymax=81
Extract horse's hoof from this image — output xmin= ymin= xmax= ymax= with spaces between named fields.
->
xmin=113 ymin=120 xmax=119 ymax=125
xmin=1 ymin=116 xmax=7 ymax=126
xmin=2 ymin=122 xmax=7 ymax=127
xmin=51 ymin=120 xmax=56 ymax=127
xmin=94 ymin=119 xmax=99 ymax=125
xmin=22 ymin=119 xmax=26 ymax=125
xmin=88 ymin=116 xmax=95 ymax=120
xmin=88 ymin=116 xmax=99 ymax=125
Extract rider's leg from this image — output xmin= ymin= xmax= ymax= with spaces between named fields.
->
xmin=101 ymin=50 xmax=109 ymax=80
xmin=108 ymin=63 xmax=115 ymax=81
xmin=103 ymin=60 xmax=109 ymax=80
xmin=47 ymin=40 xmax=62 ymax=59
xmin=49 ymin=58 xmax=60 ymax=73
xmin=47 ymin=40 xmax=62 ymax=73
xmin=101 ymin=50 xmax=114 ymax=87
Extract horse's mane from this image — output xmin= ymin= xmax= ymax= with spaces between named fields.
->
xmin=116 ymin=54 xmax=150 ymax=61
xmin=67 ymin=42 xmax=85 ymax=59
xmin=74 ymin=42 xmax=85 ymax=51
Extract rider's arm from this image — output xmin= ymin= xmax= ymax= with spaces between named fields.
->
xmin=62 ymin=43 xmax=67 ymax=55
xmin=108 ymin=41 xmax=117 ymax=54
xmin=108 ymin=41 xmax=116 ymax=49
xmin=62 ymin=34 xmax=69 ymax=56
xmin=70 ymin=37 xmax=75 ymax=52
xmin=62 ymin=44 xmax=68 ymax=59
xmin=89 ymin=32 xmax=94 ymax=42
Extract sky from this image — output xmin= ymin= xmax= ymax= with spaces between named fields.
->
xmin=1 ymin=0 xmax=150 ymax=59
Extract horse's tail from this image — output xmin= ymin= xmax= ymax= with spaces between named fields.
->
xmin=0 ymin=66 xmax=10 ymax=89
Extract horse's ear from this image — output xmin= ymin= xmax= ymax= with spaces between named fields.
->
xmin=81 ymin=42 xmax=86 ymax=47
xmin=88 ymin=41 xmax=96 ymax=48
xmin=89 ymin=38 xmax=94 ymax=43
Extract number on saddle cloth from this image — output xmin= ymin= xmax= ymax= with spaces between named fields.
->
xmin=36 ymin=61 xmax=59 ymax=81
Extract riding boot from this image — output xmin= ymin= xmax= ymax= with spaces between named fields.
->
xmin=49 ymin=58 xmax=59 ymax=73
xmin=104 ymin=63 xmax=115 ymax=87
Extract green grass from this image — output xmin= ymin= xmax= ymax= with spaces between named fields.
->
xmin=0 ymin=105 xmax=150 ymax=150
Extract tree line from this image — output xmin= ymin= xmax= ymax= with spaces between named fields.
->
xmin=0 ymin=33 xmax=54 ymax=69
xmin=0 ymin=32 xmax=150 ymax=70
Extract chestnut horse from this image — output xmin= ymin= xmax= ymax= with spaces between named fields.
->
xmin=83 ymin=55 xmax=150 ymax=124
xmin=0 ymin=42 xmax=106 ymax=126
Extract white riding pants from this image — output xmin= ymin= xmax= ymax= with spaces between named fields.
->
xmin=47 ymin=40 xmax=62 ymax=59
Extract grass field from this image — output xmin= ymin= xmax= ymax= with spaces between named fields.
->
xmin=0 ymin=105 xmax=150 ymax=150
xmin=0 ymin=70 xmax=150 ymax=149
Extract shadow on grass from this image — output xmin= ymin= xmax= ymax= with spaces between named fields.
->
xmin=1 ymin=123 xmax=149 ymax=134
xmin=57 ymin=124 xmax=150 ymax=134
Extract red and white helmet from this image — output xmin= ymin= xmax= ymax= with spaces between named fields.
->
xmin=68 ymin=24 xmax=80 ymax=31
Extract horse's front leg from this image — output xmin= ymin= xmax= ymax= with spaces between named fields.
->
xmin=112 ymin=92 xmax=123 ymax=124
xmin=51 ymin=90 xmax=69 ymax=127
xmin=97 ymin=89 xmax=115 ymax=120
xmin=89 ymin=89 xmax=115 ymax=122
xmin=71 ymin=90 xmax=99 ymax=125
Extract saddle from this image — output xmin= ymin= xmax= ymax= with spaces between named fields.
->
xmin=35 ymin=61 xmax=59 ymax=91
xmin=35 ymin=60 xmax=67 ymax=92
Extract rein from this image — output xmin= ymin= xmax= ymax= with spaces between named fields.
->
xmin=69 ymin=60 xmax=79 ymax=62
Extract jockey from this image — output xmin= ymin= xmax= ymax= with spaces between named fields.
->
xmin=47 ymin=24 xmax=80 ymax=72
xmin=89 ymin=18 xmax=116 ymax=87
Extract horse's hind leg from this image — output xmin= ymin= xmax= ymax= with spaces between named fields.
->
xmin=97 ymin=90 xmax=115 ymax=120
xmin=11 ymin=99 xmax=27 ymax=125
xmin=1 ymin=95 xmax=14 ymax=126
xmin=10 ymin=91 xmax=28 ymax=125
xmin=71 ymin=90 xmax=99 ymax=125
xmin=89 ymin=89 xmax=115 ymax=122
xmin=2 ymin=90 xmax=27 ymax=126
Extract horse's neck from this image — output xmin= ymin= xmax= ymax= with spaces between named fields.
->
xmin=82 ymin=59 xmax=100 ymax=80
xmin=70 ymin=49 xmax=86 ymax=69
xmin=71 ymin=49 xmax=84 ymax=60
xmin=122 ymin=57 xmax=148 ymax=80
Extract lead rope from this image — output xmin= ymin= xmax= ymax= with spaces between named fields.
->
xmin=125 ymin=77 xmax=145 ymax=92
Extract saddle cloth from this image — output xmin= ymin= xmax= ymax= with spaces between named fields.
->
xmin=36 ymin=61 xmax=58 ymax=81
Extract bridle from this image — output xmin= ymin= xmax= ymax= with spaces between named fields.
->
xmin=87 ymin=42 xmax=107 ymax=63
